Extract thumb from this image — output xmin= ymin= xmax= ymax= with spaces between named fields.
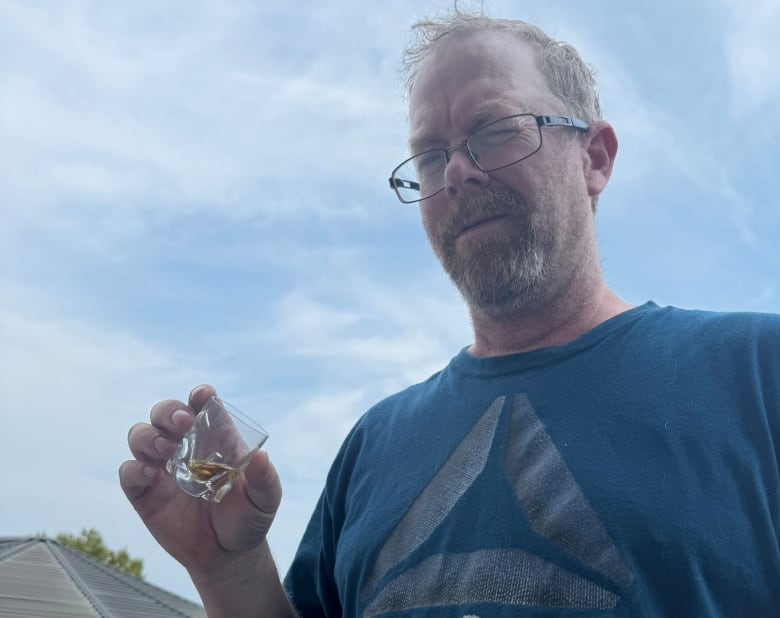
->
xmin=243 ymin=450 xmax=282 ymax=517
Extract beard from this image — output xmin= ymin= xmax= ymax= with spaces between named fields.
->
xmin=425 ymin=188 xmax=554 ymax=318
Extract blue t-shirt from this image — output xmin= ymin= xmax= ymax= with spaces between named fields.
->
xmin=284 ymin=303 xmax=780 ymax=616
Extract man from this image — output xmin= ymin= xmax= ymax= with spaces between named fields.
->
xmin=120 ymin=10 xmax=780 ymax=617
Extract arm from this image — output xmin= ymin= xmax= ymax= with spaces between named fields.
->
xmin=119 ymin=384 xmax=298 ymax=617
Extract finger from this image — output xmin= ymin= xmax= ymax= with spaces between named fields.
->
xmin=119 ymin=459 xmax=181 ymax=521
xmin=118 ymin=459 xmax=160 ymax=503
xmin=127 ymin=422 xmax=179 ymax=463
xmin=188 ymin=383 xmax=217 ymax=412
xmin=242 ymin=450 xmax=283 ymax=516
xmin=149 ymin=399 xmax=196 ymax=437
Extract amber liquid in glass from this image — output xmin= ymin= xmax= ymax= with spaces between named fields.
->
xmin=187 ymin=460 xmax=239 ymax=493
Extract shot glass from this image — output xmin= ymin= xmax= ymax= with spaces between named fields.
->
xmin=165 ymin=396 xmax=269 ymax=502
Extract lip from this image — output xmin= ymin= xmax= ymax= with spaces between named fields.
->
xmin=455 ymin=214 xmax=508 ymax=241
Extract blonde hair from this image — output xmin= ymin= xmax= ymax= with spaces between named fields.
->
xmin=403 ymin=9 xmax=601 ymax=123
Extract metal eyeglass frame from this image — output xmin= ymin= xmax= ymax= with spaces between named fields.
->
xmin=388 ymin=113 xmax=590 ymax=204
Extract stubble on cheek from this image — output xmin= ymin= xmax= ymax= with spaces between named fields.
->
xmin=424 ymin=189 xmax=552 ymax=315
xmin=426 ymin=189 xmax=522 ymax=260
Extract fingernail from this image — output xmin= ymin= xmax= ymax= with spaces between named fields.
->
xmin=190 ymin=385 xmax=208 ymax=399
xmin=172 ymin=409 xmax=190 ymax=428
xmin=154 ymin=436 xmax=173 ymax=455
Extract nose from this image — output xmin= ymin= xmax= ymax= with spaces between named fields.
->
xmin=443 ymin=147 xmax=489 ymax=199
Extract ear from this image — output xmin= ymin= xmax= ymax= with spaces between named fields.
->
xmin=582 ymin=120 xmax=618 ymax=198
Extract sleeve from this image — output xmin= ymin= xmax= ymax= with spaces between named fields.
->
xmin=744 ymin=313 xmax=780 ymax=450
xmin=283 ymin=418 xmax=366 ymax=617
xmin=283 ymin=491 xmax=341 ymax=617
xmin=743 ymin=312 xmax=780 ymax=544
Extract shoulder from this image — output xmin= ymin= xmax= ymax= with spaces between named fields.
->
xmin=634 ymin=303 xmax=780 ymax=343
xmin=351 ymin=366 xmax=450 ymax=438
xmin=632 ymin=304 xmax=779 ymax=398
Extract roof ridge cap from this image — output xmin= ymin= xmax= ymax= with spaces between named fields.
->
xmin=47 ymin=539 xmax=112 ymax=617
xmin=52 ymin=539 xmax=201 ymax=617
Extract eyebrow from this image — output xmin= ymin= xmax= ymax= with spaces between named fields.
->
xmin=408 ymin=97 xmax=528 ymax=153
xmin=469 ymin=98 xmax=522 ymax=128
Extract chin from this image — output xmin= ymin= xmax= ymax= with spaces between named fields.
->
xmin=463 ymin=285 xmax=544 ymax=319
xmin=446 ymin=246 xmax=548 ymax=318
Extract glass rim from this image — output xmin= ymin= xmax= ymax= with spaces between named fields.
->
xmin=205 ymin=395 xmax=269 ymax=439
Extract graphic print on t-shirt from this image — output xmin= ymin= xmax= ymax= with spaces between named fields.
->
xmin=361 ymin=394 xmax=634 ymax=616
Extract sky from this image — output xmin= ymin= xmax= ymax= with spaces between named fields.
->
xmin=1 ymin=0 xmax=778 ymax=606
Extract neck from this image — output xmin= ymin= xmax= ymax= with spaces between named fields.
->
xmin=467 ymin=282 xmax=633 ymax=357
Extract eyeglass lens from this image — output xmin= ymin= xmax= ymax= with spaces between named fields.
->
xmin=392 ymin=114 xmax=541 ymax=203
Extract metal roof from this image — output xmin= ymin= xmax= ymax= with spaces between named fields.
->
xmin=0 ymin=537 xmax=207 ymax=618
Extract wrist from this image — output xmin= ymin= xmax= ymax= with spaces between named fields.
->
xmin=188 ymin=540 xmax=296 ymax=618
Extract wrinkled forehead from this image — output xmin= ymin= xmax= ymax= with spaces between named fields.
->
xmin=408 ymin=30 xmax=556 ymax=139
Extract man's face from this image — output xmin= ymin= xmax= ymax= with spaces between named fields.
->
xmin=408 ymin=31 xmax=593 ymax=317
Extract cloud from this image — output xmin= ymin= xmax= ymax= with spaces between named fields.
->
xmin=0 ymin=294 xmax=216 ymax=463
xmin=267 ymin=389 xmax=370 ymax=483
xmin=558 ymin=13 xmax=767 ymax=253
xmin=0 ymin=0 xmax=406 ymax=230
xmin=264 ymin=274 xmax=468 ymax=377
xmin=721 ymin=0 xmax=780 ymax=112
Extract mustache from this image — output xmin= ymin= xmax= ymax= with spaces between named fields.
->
xmin=439 ymin=189 xmax=528 ymax=239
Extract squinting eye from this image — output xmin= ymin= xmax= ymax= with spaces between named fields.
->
xmin=476 ymin=129 xmax=517 ymax=146
xmin=414 ymin=151 xmax=444 ymax=173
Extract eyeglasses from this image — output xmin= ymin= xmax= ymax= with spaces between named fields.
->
xmin=388 ymin=114 xmax=590 ymax=204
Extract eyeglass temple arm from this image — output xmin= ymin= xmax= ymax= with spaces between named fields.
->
xmin=389 ymin=177 xmax=421 ymax=191
xmin=537 ymin=115 xmax=590 ymax=131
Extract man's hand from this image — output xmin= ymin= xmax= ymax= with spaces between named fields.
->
xmin=119 ymin=385 xmax=294 ymax=617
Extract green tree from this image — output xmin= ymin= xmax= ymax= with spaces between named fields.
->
xmin=56 ymin=528 xmax=144 ymax=579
